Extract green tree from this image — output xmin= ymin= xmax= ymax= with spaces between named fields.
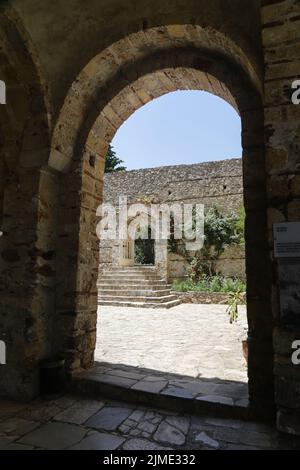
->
xmin=185 ymin=206 xmax=245 ymax=281
xmin=234 ymin=207 xmax=246 ymax=245
xmin=105 ymin=144 xmax=126 ymax=173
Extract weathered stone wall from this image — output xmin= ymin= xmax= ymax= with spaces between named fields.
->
xmin=261 ymin=0 xmax=300 ymax=436
xmin=0 ymin=8 xmax=51 ymax=400
xmin=102 ymin=159 xmax=246 ymax=280
xmin=175 ymin=291 xmax=246 ymax=305
xmin=168 ymin=245 xmax=246 ymax=283
xmin=1 ymin=0 xmax=299 ymax=435
xmin=104 ymin=158 xmax=243 ymax=212
xmin=9 ymin=0 xmax=263 ymax=118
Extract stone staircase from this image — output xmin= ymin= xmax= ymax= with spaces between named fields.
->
xmin=98 ymin=266 xmax=181 ymax=308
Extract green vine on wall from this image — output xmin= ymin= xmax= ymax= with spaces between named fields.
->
xmin=169 ymin=205 xmax=246 ymax=282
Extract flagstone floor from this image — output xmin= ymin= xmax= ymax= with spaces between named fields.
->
xmin=1 ymin=304 xmax=290 ymax=451
xmin=95 ymin=304 xmax=248 ymax=383
xmin=1 ymin=395 xmax=300 ymax=450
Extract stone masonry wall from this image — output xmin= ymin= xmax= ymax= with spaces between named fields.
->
xmin=104 ymin=158 xmax=243 ymax=211
xmin=168 ymin=245 xmax=246 ymax=283
xmin=3 ymin=0 xmax=299 ymax=435
xmin=101 ymin=158 xmax=245 ymax=279
xmin=262 ymin=0 xmax=300 ymax=435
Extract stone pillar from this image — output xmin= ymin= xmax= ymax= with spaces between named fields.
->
xmin=262 ymin=0 xmax=300 ymax=434
xmin=241 ymin=96 xmax=275 ymax=418
xmin=0 ymin=165 xmax=59 ymax=400
xmin=0 ymin=155 xmax=4 ymax=229
xmin=155 ymin=239 xmax=168 ymax=281
xmin=119 ymin=240 xmax=135 ymax=267
xmin=54 ymin=146 xmax=105 ymax=374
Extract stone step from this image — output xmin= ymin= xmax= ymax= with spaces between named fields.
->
xmin=100 ymin=272 xmax=161 ymax=278
xmin=104 ymin=266 xmax=157 ymax=272
xmin=100 ymin=269 xmax=157 ymax=275
xmin=98 ymin=289 xmax=172 ymax=297
xmin=97 ymin=277 xmax=168 ymax=286
xmin=98 ymin=299 xmax=182 ymax=309
xmin=99 ymin=294 xmax=178 ymax=303
xmin=98 ymin=283 xmax=171 ymax=290
xmin=97 ymin=266 xmax=179 ymax=308
xmin=72 ymin=367 xmax=250 ymax=421
xmin=100 ymin=277 xmax=163 ymax=283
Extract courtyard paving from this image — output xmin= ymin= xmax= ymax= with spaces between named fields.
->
xmin=95 ymin=304 xmax=248 ymax=383
xmin=1 ymin=304 xmax=276 ymax=451
xmin=0 ymin=395 xmax=300 ymax=450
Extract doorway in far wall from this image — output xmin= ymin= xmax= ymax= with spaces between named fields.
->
xmin=135 ymin=227 xmax=155 ymax=265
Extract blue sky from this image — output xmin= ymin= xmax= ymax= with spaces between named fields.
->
xmin=111 ymin=90 xmax=242 ymax=171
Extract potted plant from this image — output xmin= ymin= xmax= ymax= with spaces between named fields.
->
xmin=226 ymin=289 xmax=248 ymax=363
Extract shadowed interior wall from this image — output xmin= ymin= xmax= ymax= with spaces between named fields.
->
xmin=0 ymin=0 xmax=299 ymax=435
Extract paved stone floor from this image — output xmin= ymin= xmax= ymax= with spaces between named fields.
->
xmin=2 ymin=305 xmax=285 ymax=451
xmin=75 ymin=361 xmax=249 ymax=409
xmin=95 ymin=304 xmax=248 ymax=383
xmin=1 ymin=395 xmax=300 ymax=450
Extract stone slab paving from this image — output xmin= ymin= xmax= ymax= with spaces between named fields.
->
xmin=75 ymin=361 xmax=249 ymax=409
xmin=0 ymin=395 xmax=300 ymax=450
xmin=53 ymin=400 xmax=105 ymax=425
xmin=87 ymin=304 xmax=249 ymax=408
xmin=70 ymin=432 xmax=125 ymax=450
xmin=86 ymin=406 xmax=132 ymax=431
xmin=19 ymin=422 xmax=87 ymax=450
xmin=95 ymin=304 xmax=248 ymax=382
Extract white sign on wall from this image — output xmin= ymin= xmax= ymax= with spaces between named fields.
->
xmin=273 ymin=222 xmax=300 ymax=258
xmin=0 ymin=340 xmax=6 ymax=365
xmin=0 ymin=80 xmax=6 ymax=104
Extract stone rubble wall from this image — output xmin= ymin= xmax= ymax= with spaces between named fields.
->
xmin=104 ymin=158 xmax=243 ymax=212
xmin=175 ymin=291 xmax=246 ymax=305
xmin=168 ymin=244 xmax=246 ymax=282
xmin=102 ymin=159 xmax=246 ymax=279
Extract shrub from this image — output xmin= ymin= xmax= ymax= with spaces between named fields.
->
xmin=204 ymin=206 xmax=238 ymax=253
xmin=172 ymin=276 xmax=246 ymax=294
xmin=226 ymin=290 xmax=246 ymax=324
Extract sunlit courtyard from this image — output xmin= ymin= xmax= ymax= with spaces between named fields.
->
xmin=95 ymin=304 xmax=248 ymax=383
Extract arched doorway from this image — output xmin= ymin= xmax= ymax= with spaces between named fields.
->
xmin=48 ymin=25 xmax=273 ymax=419
xmin=0 ymin=8 xmax=51 ymax=399
xmin=135 ymin=227 xmax=155 ymax=266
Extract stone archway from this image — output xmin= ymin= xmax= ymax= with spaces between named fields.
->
xmin=0 ymin=8 xmax=51 ymax=399
xmin=48 ymin=24 xmax=273 ymax=419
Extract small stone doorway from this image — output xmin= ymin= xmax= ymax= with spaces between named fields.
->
xmin=135 ymin=228 xmax=155 ymax=266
